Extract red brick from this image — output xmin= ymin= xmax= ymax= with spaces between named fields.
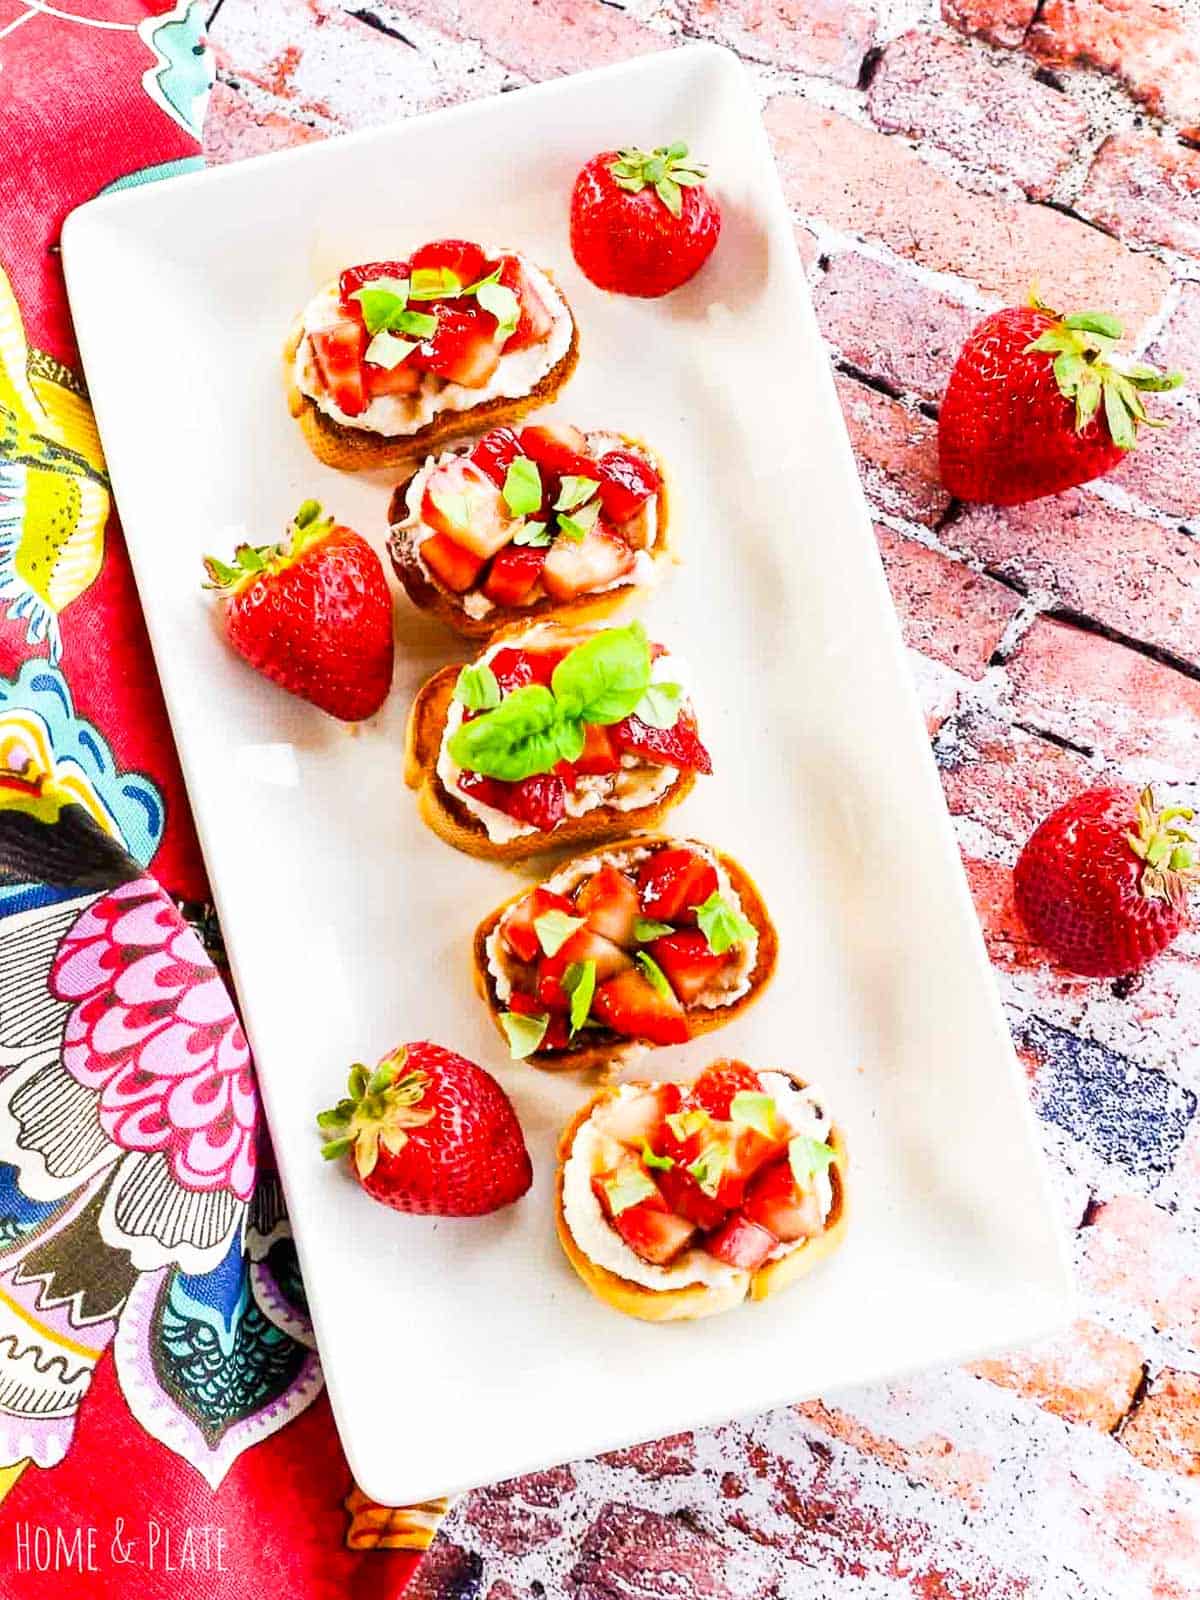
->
xmin=1121 ymin=1370 xmax=1200 ymax=1472
xmin=942 ymin=0 xmax=1039 ymax=49
xmin=764 ymin=97 xmax=1169 ymax=332
xmin=1029 ymin=0 xmax=1200 ymax=134
xmin=406 ymin=0 xmax=665 ymax=79
xmin=812 ymin=252 xmax=978 ymax=403
xmin=971 ymin=1318 xmax=1146 ymax=1429
xmin=1147 ymin=282 xmax=1200 ymax=371
xmin=679 ymin=0 xmax=875 ymax=86
xmin=944 ymin=491 xmax=1200 ymax=670
xmin=868 ymin=29 xmax=1089 ymax=199
xmin=796 ymin=1401 xmax=993 ymax=1509
xmin=202 ymin=80 xmax=326 ymax=165
xmin=874 ymin=524 xmax=1021 ymax=673
xmin=1110 ymin=394 xmax=1200 ymax=526
xmin=1077 ymin=130 xmax=1200 ymax=257
xmin=568 ymin=1502 xmax=775 ymax=1598
xmin=598 ymin=1433 xmax=696 ymax=1479
xmin=1080 ymin=1194 xmax=1200 ymax=1351
xmin=406 ymin=1541 xmax=483 ymax=1600
xmin=835 ymin=375 xmax=950 ymax=527
xmin=936 ymin=707 xmax=1096 ymax=844
xmin=964 ymin=855 xmax=1044 ymax=972
xmin=1006 ymin=615 xmax=1200 ymax=771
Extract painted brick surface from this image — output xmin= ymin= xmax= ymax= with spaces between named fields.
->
xmin=204 ymin=0 xmax=1200 ymax=1593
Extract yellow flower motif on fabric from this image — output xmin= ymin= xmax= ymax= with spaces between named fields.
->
xmin=0 ymin=266 xmax=110 ymax=662
xmin=0 ymin=706 xmax=120 ymax=835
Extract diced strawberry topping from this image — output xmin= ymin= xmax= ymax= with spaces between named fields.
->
xmin=421 ymin=459 xmax=513 ymax=559
xmin=338 ymin=260 xmax=409 ymax=316
xmin=414 ymin=302 xmax=506 ymax=388
xmin=542 ymin=521 xmax=636 ymax=602
xmin=495 ymin=255 xmax=555 ymax=351
xmin=574 ymin=722 xmax=621 ymax=774
xmin=364 ymin=359 xmax=421 ymax=397
xmin=500 ymin=886 xmax=577 ymax=964
xmin=456 ymin=769 xmax=513 ymax=813
xmin=743 ymin=1158 xmax=825 ymax=1243
xmin=654 ymin=1162 xmax=731 ymax=1232
xmin=591 ymin=967 xmax=689 ymax=1045
xmin=612 ymin=710 xmax=713 ymax=775
xmin=488 ymin=646 xmax=564 ymax=694
xmin=409 ymin=239 xmax=491 ymax=288
xmin=597 ymin=449 xmax=660 ymax=523
xmin=649 ymin=929 xmax=735 ymax=1005
xmin=636 ymin=848 xmax=719 ymax=925
xmin=420 ymin=532 xmax=485 ymax=594
xmin=482 ymin=545 xmax=546 ymax=608
xmin=591 ymin=1084 xmax=683 ymax=1147
xmin=470 ymin=427 xmax=525 ymax=489
xmin=591 ymin=1172 xmax=696 ymax=1266
xmin=690 ymin=1061 xmax=763 ymax=1121
xmin=576 ymin=863 xmax=641 ymax=947
xmin=309 ymin=322 xmax=367 ymax=417
xmin=507 ymin=989 xmax=570 ymax=1050
xmin=506 ymin=774 xmax=566 ymax=832
xmin=537 ymin=927 xmax=633 ymax=1011
xmin=705 ymin=1213 xmax=777 ymax=1271
xmin=518 ymin=424 xmax=595 ymax=481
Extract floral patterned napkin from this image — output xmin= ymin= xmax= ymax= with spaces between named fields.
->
xmin=0 ymin=5 xmax=438 ymax=1593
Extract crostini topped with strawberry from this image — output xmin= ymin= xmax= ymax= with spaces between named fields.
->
xmin=203 ymin=499 xmax=394 ymax=723
xmin=287 ymin=239 xmax=578 ymax=468
xmin=477 ymin=838 xmax=776 ymax=1067
xmin=939 ymin=293 xmax=1183 ymax=505
xmin=405 ymin=619 xmax=712 ymax=858
xmin=557 ymin=1062 xmax=847 ymax=1320
xmin=389 ymin=421 xmax=667 ymax=635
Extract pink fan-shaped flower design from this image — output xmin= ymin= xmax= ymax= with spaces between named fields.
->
xmin=50 ymin=878 xmax=257 ymax=1200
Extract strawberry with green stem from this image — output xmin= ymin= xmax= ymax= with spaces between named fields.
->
xmin=570 ymin=143 xmax=721 ymax=298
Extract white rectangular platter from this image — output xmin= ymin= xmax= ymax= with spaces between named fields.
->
xmin=63 ymin=44 xmax=1071 ymax=1507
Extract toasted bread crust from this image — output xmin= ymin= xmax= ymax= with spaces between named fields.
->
xmin=283 ymin=284 xmax=579 ymax=472
xmin=554 ymin=1075 xmax=848 ymax=1322
xmin=386 ymin=434 xmax=674 ymax=639
xmin=404 ymin=640 xmax=699 ymax=862
xmin=472 ymin=838 xmax=778 ymax=1071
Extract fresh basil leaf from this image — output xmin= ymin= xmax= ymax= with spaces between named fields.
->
xmin=512 ymin=519 xmax=551 ymax=547
xmin=666 ymin=1108 xmax=708 ymax=1142
xmin=634 ymin=917 xmax=673 ymax=942
xmin=554 ymin=475 xmax=600 ymax=513
xmin=550 ymin=621 xmax=652 ymax=726
xmin=633 ymin=682 xmax=683 ymax=731
xmin=365 ymin=330 xmax=418 ymax=369
xmin=500 ymin=1010 xmax=549 ymax=1060
xmin=408 ymin=266 xmax=463 ymax=300
xmin=556 ymin=498 xmax=601 ymax=543
xmin=730 ymin=1091 xmax=777 ymax=1138
xmin=687 ymin=1143 xmax=727 ymax=1197
xmin=789 ymin=1134 xmax=835 ymax=1186
xmin=603 ymin=1166 xmax=658 ymax=1216
xmin=452 ymin=662 xmax=501 ymax=712
xmin=637 ymin=950 xmax=675 ymax=1001
xmin=695 ymin=891 xmax=756 ymax=956
xmin=394 ymin=308 xmax=438 ymax=340
xmin=477 ymin=280 xmax=521 ymax=339
xmin=554 ymin=715 xmax=586 ymax=764
xmin=353 ymin=284 xmax=409 ymax=336
xmin=430 ymin=486 xmax=473 ymax=529
xmin=563 ymin=958 xmax=597 ymax=1032
xmin=534 ymin=909 xmax=586 ymax=957
xmin=503 ymin=457 xmax=543 ymax=517
xmin=462 ymin=266 xmax=502 ymax=295
xmin=447 ymin=684 xmax=565 ymax=781
xmin=640 ymin=1139 xmax=674 ymax=1171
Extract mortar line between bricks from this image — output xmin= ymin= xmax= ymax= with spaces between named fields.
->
xmin=1111 ymin=1361 xmax=1153 ymax=1435
xmin=1043 ymin=605 xmax=1200 ymax=687
xmin=1012 ymin=720 xmax=1096 ymax=759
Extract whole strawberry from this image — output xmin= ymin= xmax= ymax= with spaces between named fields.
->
xmin=317 ymin=1041 xmax=533 ymax=1216
xmin=570 ymin=143 xmax=720 ymax=298
xmin=1014 ymin=786 xmax=1196 ymax=978
xmin=939 ymin=297 xmax=1182 ymax=505
xmin=204 ymin=500 xmax=394 ymax=722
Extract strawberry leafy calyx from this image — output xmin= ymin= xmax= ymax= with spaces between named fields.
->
xmin=1022 ymin=295 xmax=1183 ymax=451
xmin=1126 ymin=787 xmax=1198 ymax=911
xmin=316 ymin=1047 xmax=436 ymax=1180
xmin=608 ymin=143 xmax=707 ymax=219
xmin=202 ymin=500 xmax=336 ymax=592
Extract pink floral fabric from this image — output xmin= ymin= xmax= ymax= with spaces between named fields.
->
xmin=51 ymin=877 xmax=257 ymax=1201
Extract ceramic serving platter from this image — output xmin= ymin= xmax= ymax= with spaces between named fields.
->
xmin=62 ymin=44 xmax=1072 ymax=1506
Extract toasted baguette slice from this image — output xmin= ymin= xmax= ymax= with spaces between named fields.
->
xmin=283 ymin=279 xmax=579 ymax=473
xmin=555 ymin=1072 xmax=848 ymax=1323
xmin=473 ymin=837 xmax=777 ymax=1072
xmin=387 ymin=434 xmax=673 ymax=639
xmin=404 ymin=622 xmax=703 ymax=863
